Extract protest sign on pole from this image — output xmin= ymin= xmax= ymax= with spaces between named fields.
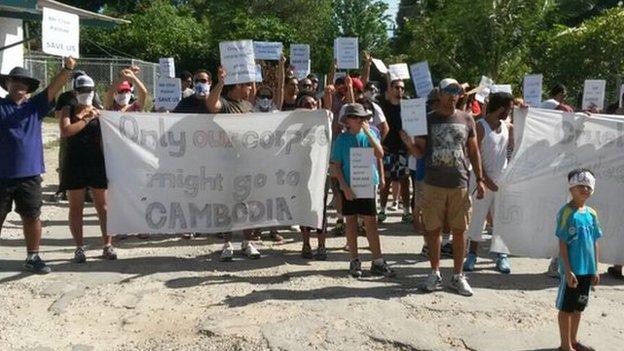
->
xmin=159 ymin=58 xmax=175 ymax=78
xmin=409 ymin=61 xmax=433 ymax=98
xmin=582 ymin=79 xmax=606 ymax=110
xmin=490 ymin=84 xmax=513 ymax=94
xmin=388 ymin=63 xmax=410 ymax=81
xmin=41 ymin=7 xmax=79 ymax=58
xmin=100 ymin=110 xmax=331 ymax=234
xmin=253 ymin=41 xmax=283 ymax=61
xmin=155 ymin=77 xmax=181 ymax=111
xmin=372 ymin=58 xmax=388 ymax=74
xmin=290 ymin=44 xmax=311 ymax=80
xmin=334 ymin=37 xmax=359 ymax=70
xmin=219 ymin=40 xmax=256 ymax=85
xmin=523 ymin=74 xmax=543 ymax=107
xmin=400 ymin=98 xmax=428 ymax=136
xmin=349 ymin=148 xmax=375 ymax=199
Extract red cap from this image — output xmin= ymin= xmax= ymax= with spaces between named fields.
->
xmin=116 ymin=80 xmax=132 ymax=92
xmin=351 ymin=77 xmax=364 ymax=92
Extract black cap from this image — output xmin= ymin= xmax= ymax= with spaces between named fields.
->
xmin=0 ymin=67 xmax=40 ymax=93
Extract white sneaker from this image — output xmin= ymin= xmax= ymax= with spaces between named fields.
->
xmin=220 ymin=242 xmax=234 ymax=262
xmin=242 ymin=241 xmax=261 ymax=259
xmin=449 ymin=274 xmax=474 ymax=297
xmin=547 ymin=257 xmax=560 ymax=278
xmin=423 ymin=272 xmax=442 ymax=292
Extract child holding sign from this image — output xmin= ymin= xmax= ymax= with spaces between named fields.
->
xmin=330 ymin=103 xmax=395 ymax=278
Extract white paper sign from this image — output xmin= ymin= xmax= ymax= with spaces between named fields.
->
xmin=372 ymin=58 xmax=388 ymax=74
xmin=100 ymin=110 xmax=332 ymax=234
xmin=42 ymin=7 xmax=79 ymax=58
xmin=334 ymin=37 xmax=359 ymax=69
xmin=475 ymin=76 xmax=494 ymax=103
xmin=290 ymin=44 xmax=311 ymax=80
xmin=619 ymin=84 xmax=624 ymax=108
xmin=582 ymin=79 xmax=606 ymax=110
xmin=253 ymin=41 xmax=283 ymax=61
xmin=388 ymin=63 xmax=410 ymax=81
xmin=155 ymin=78 xmax=182 ymax=111
xmin=523 ymin=74 xmax=543 ymax=107
xmin=349 ymin=148 xmax=375 ymax=199
xmin=255 ymin=64 xmax=263 ymax=83
xmin=159 ymin=57 xmax=175 ymax=78
xmin=219 ymin=40 xmax=256 ymax=85
xmin=490 ymin=84 xmax=513 ymax=94
xmin=400 ymin=98 xmax=428 ymax=136
xmin=409 ymin=61 xmax=433 ymax=98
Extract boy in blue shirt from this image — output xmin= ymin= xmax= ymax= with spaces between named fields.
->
xmin=330 ymin=103 xmax=395 ymax=278
xmin=555 ymin=168 xmax=601 ymax=351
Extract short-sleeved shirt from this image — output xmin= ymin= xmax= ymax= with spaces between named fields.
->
xmin=219 ymin=96 xmax=253 ymax=114
xmin=55 ymin=91 xmax=103 ymax=112
xmin=556 ymin=204 xmax=603 ymax=275
xmin=378 ymin=98 xmax=404 ymax=154
xmin=330 ymin=130 xmax=380 ymax=187
xmin=0 ymin=90 xmax=53 ymax=179
xmin=423 ymin=109 xmax=475 ymax=188
xmin=173 ymin=95 xmax=210 ymax=113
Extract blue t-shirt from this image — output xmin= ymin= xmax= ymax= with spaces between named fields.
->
xmin=330 ymin=130 xmax=380 ymax=187
xmin=555 ymin=204 xmax=603 ymax=276
xmin=0 ymin=90 xmax=52 ymax=179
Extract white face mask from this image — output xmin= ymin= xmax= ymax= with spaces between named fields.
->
xmin=76 ymin=92 xmax=94 ymax=106
xmin=114 ymin=92 xmax=131 ymax=106
xmin=194 ymin=83 xmax=211 ymax=96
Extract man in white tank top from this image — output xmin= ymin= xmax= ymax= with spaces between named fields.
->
xmin=463 ymin=92 xmax=515 ymax=274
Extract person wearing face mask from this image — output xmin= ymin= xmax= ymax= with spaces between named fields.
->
xmin=253 ymin=55 xmax=284 ymax=113
xmin=180 ymin=71 xmax=194 ymax=99
xmin=59 ymin=74 xmax=117 ymax=263
xmin=105 ymin=67 xmax=147 ymax=112
xmin=173 ymin=69 xmax=213 ymax=113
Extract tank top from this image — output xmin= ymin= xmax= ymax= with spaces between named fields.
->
xmin=478 ymin=118 xmax=509 ymax=183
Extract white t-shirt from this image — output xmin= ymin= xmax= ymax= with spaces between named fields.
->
xmin=338 ymin=101 xmax=387 ymax=127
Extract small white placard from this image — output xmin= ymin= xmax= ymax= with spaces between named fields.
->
xmin=219 ymin=40 xmax=256 ymax=85
xmin=582 ymin=79 xmax=606 ymax=110
xmin=155 ymin=77 xmax=181 ymax=111
xmin=523 ymin=74 xmax=543 ymax=107
xmin=388 ymin=63 xmax=410 ymax=81
xmin=400 ymin=98 xmax=428 ymax=136
xmin=159 ymin=57 xmax=175 ymax=78
xmin=334 ymin=37 xmax=359 ymax=69
xmin=409 ymin=61 xmax=433 ymax=98
xmin=253 ymin=41 xmax=283 ymax=61
xmin=255 ymin=64 xmax=263 ymax=83
xmin=290 ymin=44 xmax=311 ymax=80
xmin=42 ymin=7 xmax=79 ymax=58
xmin=475 ymin=75 xmax=494 ymax=103
xmin=372 ymin=58 xmax=388 ymax=74
xmin=350 ymin=148 xmax=375 ymax=199
xmin=490 ymin=84 xmax=513 ymax=94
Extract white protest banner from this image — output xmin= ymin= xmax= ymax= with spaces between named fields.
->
xmin=372 ymin=58 xmax=388 ymax=74
xmin=409 ymin=61 xmax=433 ymax=98
xmin=334 ymin=37 xmax=359 ymax=69
xmin=582 ymin=79 xmax=606 ymax=110
xmin=159 ymin=58 xmax=175 ymax=78
xmin=253 ymin=41 xmax=283 ymax=61
xmin=620 ymin=84 xmax=624 ymax=108
xmin=155 ymin=77 xmax=181 ymax=111
xmin=388 ymin=63 xmax=410 ymax=81
xmin=349 ymin=148 xmax=375 ymax=199
xmin=495 ymin=108 xmax=624 ymax=264
xmin=219 ymin=40 xmax=256 ymax=85
xmin=100 ymin=110 xmax=331 ymax=234
xmin=42 ymin=7 xmax=79 ymax=58
xmin=523 ymin=74 xmax=543 ymax=107
xmin=290 ymin=44 xmax=310 ymax=80
xmin=400 ymin=98 xmax=428 ymax=136
xmin=490 ymin=84 xmax=513 ymax=94
xmin=255 ymin=64 xmax=263 ymax=83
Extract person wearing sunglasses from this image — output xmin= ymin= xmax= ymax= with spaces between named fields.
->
xmin=282 ymin=76 xmax=299 ymax=111
xmin=180 ymin=70 xmax=194 ymax=99
xmin=105 ymin=67 xmax=148 ymax=112
xmin=173 ymin=69 xmax=213 ymax=113
xmin=307 ymin=73 xmax=320 ymax=93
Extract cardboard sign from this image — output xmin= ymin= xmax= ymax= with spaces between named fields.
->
xmin=253 ymin=41 xmax=283 ymax=61
xmin=349 ymin=148 xmax=375 ymax=199
xmin=42 ymin=7 xmax=79 ymax=58
xmin=159 ymin=57 xmax=175 ymax=78
xmin=255 ymin=64 xmax=263 ymax=83
xmin=372 ymin=58 xmax=388 ymax=74
xmin=219 ymin=40 xmax=256 ymax=85
xmin=409 ymin=61 xmax=433 ymax=98
xmin=490 ymin=84 xmax=513 ymax=94
xmin=290 ymin=44 xmax=311 ymax=80
xmin=388 ymin=63 xmax=410 ymax=81
xmin=400 ymin=98 xmax=428 ymax=136
xmin=334 ymin=37 xmax=359 ymax=69
xmin=155 ymin=77 xmax=181 ymax=111
xmin=523 ymin=74 xmax=543 ymax=108
xmin=582 ymin=79 xmax=606 ymax=110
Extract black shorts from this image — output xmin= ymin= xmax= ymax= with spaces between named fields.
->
xmin=0 ymin=176 xmax=43 ymax=223
xmin=341 ymin=191 xmax=377 ymax=216
xmin=383 ymin=152 xmax=409 ymax=181
xmin=556 ymin=275 xmax=592 ymax=312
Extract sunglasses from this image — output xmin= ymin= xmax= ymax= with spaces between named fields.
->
xmin=258 ymin=94 xmax=272 ymax=99
xmin=302 ymin=84 xmax=313 ymax=88
xmin=75 ymin=87 xmax=93 ymax=94
xmin=442 ymin=85 xmax=463 ymax=95
xmin=194 ymin=78 xmax=209 ymax=84
xmin=311 ymin=79 xmax=319 ymax=84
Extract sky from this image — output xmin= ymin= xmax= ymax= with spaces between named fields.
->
xmin=384 ymin=0 xmax=400 ymax=36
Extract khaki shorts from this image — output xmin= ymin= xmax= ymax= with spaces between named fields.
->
xmin=421 ymin=183 xmax=471 ymax=232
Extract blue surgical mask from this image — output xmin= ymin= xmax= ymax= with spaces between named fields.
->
xmin=194 ymin=82 xmax=210 ymax=96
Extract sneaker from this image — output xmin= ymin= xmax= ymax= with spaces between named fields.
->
xmin=74 ymin=247 xmax=87 ymax=263
xmin=24 ymin=255 xmax=51 ymax=274
xmin=547 ymin=257 xmax=560 ymax=278
xmin=301 ymin=243 xmax=314 ymax=259
xmin=401 ymin=212 xmax=412 ymax=223
xmin=220 ymin=242 xmax=234 ymax=262
xmin=449 ymin=274 xmax=474 ymax=297
xmin=423 ymin=272 xmax=442 ymax=292
xmin=242 ymin=241 xmax=261 ymax=259
xmin=102 ymin=245 xmax=118 ymax=260
xmin=349 ymin=259 xmax=363 ymax=278
xmin=441 ymin=242 xmax=453 ymax=258
xmin=370 ymin=260 xmax=396 ymax=277
xmin=463 ymin=252 xmax=477 ymax=272
xmin=330 ymin=220 xmax=345 ymax=236
xmin=495 ymin=254 xmax=511 ymax=274
xmin=388 ymin=201 xmax=398 ymax=211
xmin=377 ymin=212 xmax=387 ymax=224
xmin=314 ymin=247 xmax=327 ymax=261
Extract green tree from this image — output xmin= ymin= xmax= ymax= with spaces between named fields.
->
xmin=332 ymin=0 xmax=391 ymax=57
